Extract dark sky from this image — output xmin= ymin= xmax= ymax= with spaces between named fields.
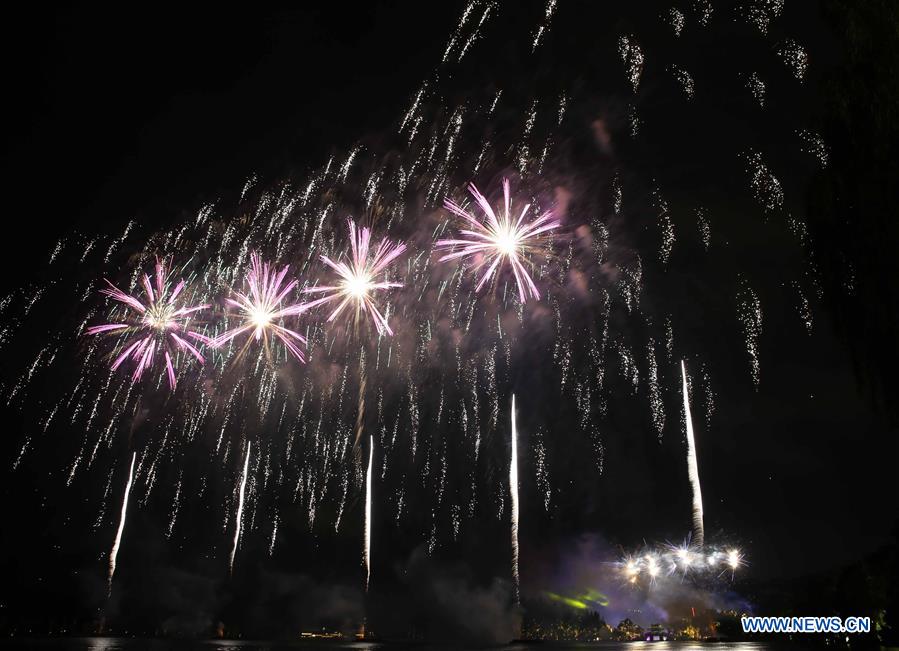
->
xmin=1 ymin=0 xmax=898 ymax=641
xmin=1 ymin=3 xmax=457 ymax=289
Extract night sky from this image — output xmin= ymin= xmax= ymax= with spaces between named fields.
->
xmin=1 ymin=0 xmax=898 ymax=642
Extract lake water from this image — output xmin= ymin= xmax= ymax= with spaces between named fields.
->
xmin=0 ymin=641 xmax=809 ymax=651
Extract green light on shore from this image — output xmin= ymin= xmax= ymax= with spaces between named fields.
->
xmin=545 ymin=592 xmax=589 ymax=610
xmin=544 ymin=587 xmax=611 ymax=610
xmin=577 ymin=588 xmax=610 ymax=606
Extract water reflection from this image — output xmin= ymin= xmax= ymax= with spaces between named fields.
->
xmin=3 ymin=640 xmax=796 ymax=651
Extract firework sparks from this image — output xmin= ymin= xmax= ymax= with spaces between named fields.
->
xmin=0 ymin=1 xmax=800 ymax=605
xmin=304 ymin=219 xmax=406 ymax=335
xmin=229 ymin=443 xmax=251 ymax=575
xmin=682 ymin=360 xmax=705 ymax=547
xmin=87 ymin=261 xmax=209 ymax=389
xmin=212 ymin=253 xmax=307 ymax=362
xmin=436 ymin=179 xmax=559 ymax=302
xmin=108 ymin=451 xmax=136 ymax=595
xmin=620 ymin=542 xmax=744 ymax=584
xmin=510 ymin=394 xmax=520 ymax=604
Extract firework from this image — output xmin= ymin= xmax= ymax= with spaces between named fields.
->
xmin=510 ymin=394 xmax=520 ymax=604
xmin=107 ymin=452 xmax=136 ymax=595
xmin=436 ymin=179 xmax=559 ymax=302
xmin=212 ymin=253 xmax=307 ymax=362
xmin=304 ymin=219 xmax=406 ymax=336
xmin=229 ymin=443 xmax=251 ymax=575
xmin=682 ymin=360 xmax=705 ymax=547
xmin=0 ymin=0 xmax=805 ymax=604
xmin=619 ymin=541 xmax=744 ymax=585
xmin=87 ymin=260 xmax=209 ymax=389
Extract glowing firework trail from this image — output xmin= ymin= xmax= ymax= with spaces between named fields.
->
xmin=681 ymin=360 xmax=704 ymax=547
xmin=212 ymin=253 xmax=307 ymax=362
xmin=436 ymin=178 xmax=560 ymax=302
xmin=88 ymin=261 xmax=208 ymax=389
xmin=304 ymin=219 xmax=406 ymax=335
xmin=510 ymin=394 xmax=520 ymax=604
xmin=107 ymin=451 xmax=136 ymax=595
xmin=364 ymin=434 xmax=373 ymax=592
xmin=230 ymin=443 xmax=251 ymax=575
xmin=354 ymin=348 xmax=367 ymax=451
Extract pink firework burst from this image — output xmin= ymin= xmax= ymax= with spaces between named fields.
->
xmin=436 ymin=178 xmax=560 ymax=302
xmin=87 ymin=260 xmax=209 ymax=389
xmin=211 ymin=253 xmax=307 ymax=362
xmin=304 ymin=219 xmax=406 ymax=336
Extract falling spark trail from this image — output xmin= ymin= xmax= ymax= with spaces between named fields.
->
xmin=355 ymin=350 xmax=367 ymax=451
xmin=510 ymin=395 xmax=520 ymax=604
xmin=108 ymin=451 xmax=136 ymax=595
xmin=364 ymin=435 xmax=373 ymax=592
xmin=230 ymin=443 xmax=251 ymax=575
xmin=681 ymin=361 xmax=704 ymax=547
